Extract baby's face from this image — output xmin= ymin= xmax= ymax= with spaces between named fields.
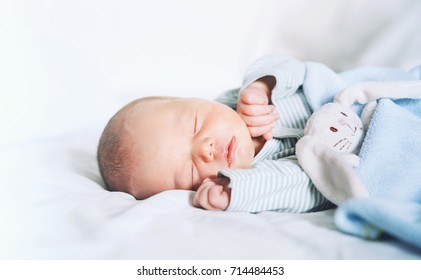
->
xmin=128 ymin=97 xmax=255 ymax=198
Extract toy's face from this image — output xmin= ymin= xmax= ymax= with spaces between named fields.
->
xmin=305 ymin=103 xmax=365 ymax=153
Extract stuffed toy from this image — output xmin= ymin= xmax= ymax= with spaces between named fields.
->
xmin=296 ymin=80 xmax=421 ymax=205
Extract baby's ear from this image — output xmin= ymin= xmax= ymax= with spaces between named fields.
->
xmin=360 ymin=101 xmax=377 ymax=130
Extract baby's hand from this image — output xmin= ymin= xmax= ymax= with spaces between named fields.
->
xmin=193 ymin=178 xmax=231 ymax=211
xmin=237 ymin=78 xmax=278 ymax=140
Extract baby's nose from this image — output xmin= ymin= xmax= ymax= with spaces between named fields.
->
xmin=197 ymin=137 xmax=215 ymax=162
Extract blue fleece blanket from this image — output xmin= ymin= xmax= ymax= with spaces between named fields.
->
xmin=301 ymin=62 xmax=421 ymax=249
xmin=335 ymin=99 xmax=421 ymax=249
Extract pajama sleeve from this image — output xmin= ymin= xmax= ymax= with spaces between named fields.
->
xmin=219 ymin=157 xmax=332 ymax=213
xmin=215 ymin=55 xmax=306 ymax=109
xmin=240 ymin=55 xmax=306 ymax=99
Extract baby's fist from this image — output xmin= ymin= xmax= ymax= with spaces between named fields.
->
xmin=193 ymin=178 xmax=231 ymax=211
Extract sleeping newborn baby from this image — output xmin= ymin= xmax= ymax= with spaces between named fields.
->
xmin=98 ymin=57 xmax=342 ymax=213
xmin=97 ymin=70 xmax=333 ymax=213
xmin=97 ymin=55 xmax=421 ymax=213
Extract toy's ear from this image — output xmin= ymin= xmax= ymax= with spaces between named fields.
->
xmin=304 ymin=102 xmax=365 ymax=154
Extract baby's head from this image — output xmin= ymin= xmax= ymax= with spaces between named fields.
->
xmin=97 ymin=96 xmax=255 ymax=199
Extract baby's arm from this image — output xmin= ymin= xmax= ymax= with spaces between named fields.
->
xmin=193 ymin=177 xmax=231 ymax=211
xmin=237 ymin=76 xmax=279 ymax=140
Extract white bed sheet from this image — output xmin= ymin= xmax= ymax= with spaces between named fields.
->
xmin=2 ymin=0 xmax=421 ymax=259
xmin=2 ymin=126 xmax=420 ymax=259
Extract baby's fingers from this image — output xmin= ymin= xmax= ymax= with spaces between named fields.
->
xmin=193 ymin=179 xmax=211 ymax=208
xmin=238 ymin=103 xmax=275 ymax=117
xmin=193 ymin=181 xmax=222 ymax=210
xmin=241 ymin=113 xmax=279 ymax=127
xmin=208 ymin=185 xmax=230 ymax=211
xmin=248 ymin=123 xmax=275 ymax=138
xmin=262 ymin=131 xmax=273 ymax=140
xmin=239 ymin=86 xmax=269 ymax=105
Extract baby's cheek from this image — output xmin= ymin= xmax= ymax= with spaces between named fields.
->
xmin=198 ymin=164 xmax=219 ymax=181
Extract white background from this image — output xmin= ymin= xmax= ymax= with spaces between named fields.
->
xmin=2 ymin=0 xmax=421 ymax=146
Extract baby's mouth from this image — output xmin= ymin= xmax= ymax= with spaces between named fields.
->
xmin=226 ymin=136 xmax=237 ymax=168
